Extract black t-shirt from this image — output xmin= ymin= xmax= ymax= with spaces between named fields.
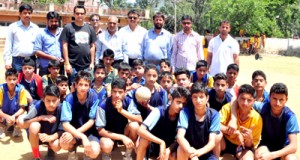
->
xmin=59 ymin=22 xmax=97 ymax=69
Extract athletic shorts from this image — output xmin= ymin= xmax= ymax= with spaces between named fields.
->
xmin=222 ymin=138 xmax=253 ymax=156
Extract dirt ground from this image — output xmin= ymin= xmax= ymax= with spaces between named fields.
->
xmin=0 ymin=54 xmax=299 ymax=159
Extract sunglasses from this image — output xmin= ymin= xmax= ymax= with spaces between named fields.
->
xmin=182 ymin=22 xmax=191 ymax=25
xmin=91 ymin=19 xmax=99 ymax=22
xmin=128 ymin=16 xmax=138 ymax=20
xmin=75 ymin=12 xmax=85 ymax=16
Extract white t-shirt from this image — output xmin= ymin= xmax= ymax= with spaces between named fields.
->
xmin=208 ymin=35 xmax=239 ymax=76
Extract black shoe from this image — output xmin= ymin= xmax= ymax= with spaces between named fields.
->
xmin=44 ymin=148 xmax=55 ymax=160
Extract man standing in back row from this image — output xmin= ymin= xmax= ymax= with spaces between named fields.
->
xmin=207 ymin=20 xmax=239 ymax=76
xmin=141 ymin=12 xmax=172 ymax=69
xmin=60 ymin=5 xmax=97 ymax=85
xmin=34 ymin=11 xmax=63 ymax=76
xmin=172 ymin=15 xmax=203 ymax=73
xmin=4 ymin=4 xmax=39 ymax=72
xmin=119 ymin=9 xmax=147 ymax=67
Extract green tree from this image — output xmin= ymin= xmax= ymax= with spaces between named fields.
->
xmin=206 ymin=0 xmax=300 ymax=38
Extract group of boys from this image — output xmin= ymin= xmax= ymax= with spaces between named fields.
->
xmin=0 ymin=49 xmax=298 ymax=160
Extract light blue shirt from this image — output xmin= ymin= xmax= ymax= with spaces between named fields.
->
xmin=3 ymin=20 xmax=39 ymax=65
xmin=33 ymin=27 xmax=63 ymax=68
xmin=141 ymin=28 xmax=173 ymax=61
xmin=95 ymin=29 xmax=127 ymax=63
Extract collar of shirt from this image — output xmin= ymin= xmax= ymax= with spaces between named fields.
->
xmin=108 ymin=66 xmax=115 ymax=73
xmin=104 ymin=29 xmax=119 ymax=38
xmin=150 ymin=28 xmax=165 ymax=35
xmin=217 ymin=34 xmax=233 ymax=41
xmin=125 ymin=25 xmax=141 ymax=32
xmin=17 ymin=20 xmax=35 ymax=29
xmin=96 ymin=28 xmax=103 ymax=35
xmin=180 ymin=30 xmax=196 ymax=36
xmin=45 ymin=27 xmax=62 ymax=37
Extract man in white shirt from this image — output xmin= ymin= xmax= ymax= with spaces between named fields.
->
xmin=119 ymin=10 xmax=147 ymax=67
xmin=207 ymin=20 xmax=239 ymax=76
xmin=96 ymin=16 xmax=126 ymax=68
xmin=3 ymin=4 xmax=39 ymax=72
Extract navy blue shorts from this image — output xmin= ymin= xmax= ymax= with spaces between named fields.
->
xmin=222 ymin=137 xmax=253 ymax=156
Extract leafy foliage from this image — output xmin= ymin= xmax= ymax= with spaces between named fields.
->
xmin=160 ymin=0 xmax=300 ymax=37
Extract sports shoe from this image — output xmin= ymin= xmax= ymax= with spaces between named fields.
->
xmin=0 ymin=127 xmax=5 ymax=139
xmin=12 ymin=126 xmax=22 ymax=137
xmin=67 ymin=150 xmax=78 ymax=160
xmin=83 ymin=154 xmax=92 ymax=160
xmin=6 ymin=125 xmax=14 ymax=133
xmin=44 ymin=148 xmax=55 ymax=160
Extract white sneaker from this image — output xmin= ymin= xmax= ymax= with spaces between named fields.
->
xmin=12 ymin=126 xmax=22 ymax=137
xmin=67 ymin=151 xmax=78 ymax=160
xmin=0 ymin=127 xmax=5 ymax=139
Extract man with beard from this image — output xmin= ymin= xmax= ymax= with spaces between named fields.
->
xmin=60 ymin=5 xmax=97 ymax=85
xmin=4 ymin=4 xmax=39 ymax=72
xmin=141 ymin=12 xmax=172 ymax=69
xmin=96 ymin=16 xmax=126 ymax=68
xmin=207 ymin=20 xmax=240 ymax=76
xmin=34 ymin=11 xmax=64 ymax=76
xmin=172 ymin=15 xmax=203 ymax=73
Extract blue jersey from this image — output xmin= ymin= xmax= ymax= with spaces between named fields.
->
xmin=91 ymin=82 xmax=107 ymax=102
xmin=208 ymin=88 xmax=232 ymax=111
xmin=254 ymin=102 xmax=299 ymax=151
xmin=143 ymin=106 xmax=178 ymax=147
xmin=177 ymin=105 xmax=220 ymax=149
xmin=132 ymin=77 xmax=146 ymax=86
xmin=192 ymin=72 xmax=212 ymax=85
xmin=20 ymin=76 xmax=40 ymax=100
xmin=61 ymin=89 xmax=99 ymax=135
xmin=95 ymin=96 xmax=132 ymax=134
xmin=0 ymin=83 xmax=27 ymax=115
xmin=127 ymin=88 xmax=168 ymax=119
xmin=259 ymin=90 xmax=269 ymax=103
xmin=24 ymin=100 xmax=62 ymax=134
